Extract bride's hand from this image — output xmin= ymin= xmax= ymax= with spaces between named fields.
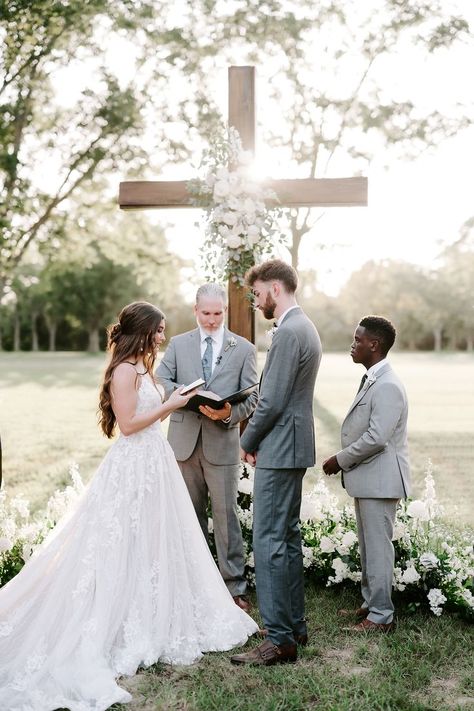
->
xmin=168 ymin=386 xmax=198 ymax=410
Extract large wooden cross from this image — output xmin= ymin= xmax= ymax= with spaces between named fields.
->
xmin=119 ymin=66 xmax=367 ymax=343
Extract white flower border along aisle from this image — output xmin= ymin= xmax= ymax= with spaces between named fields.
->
xmin=186 ymin=126 xmax=284 ymax=285
xmin=1 ymin=463 xmax=473 ymax=621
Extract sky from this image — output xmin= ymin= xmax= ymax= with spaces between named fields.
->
xmin=51 ymin=1 xmax=474 ymax=298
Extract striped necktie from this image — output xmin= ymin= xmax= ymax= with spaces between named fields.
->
xmin=202 ymin=336 xmax=213 ymax=385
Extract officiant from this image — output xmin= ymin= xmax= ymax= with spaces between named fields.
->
xmin=157 ymin=283 xmax=258 ymax=611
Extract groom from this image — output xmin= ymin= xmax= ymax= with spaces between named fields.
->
xmin=323 ymin=315 xmax=411 ymax=632
xmin=157 ymin=283 xmax=258 ymax=611
xmin=231 ymin=259 xmax=322 ymax=666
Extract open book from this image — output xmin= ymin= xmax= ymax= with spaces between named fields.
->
xmin=184 ymin=383 xmax=259 ymax=414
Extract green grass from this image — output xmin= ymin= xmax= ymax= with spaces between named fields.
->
xmin=1 ymin=351 xmax=473 ymax=710
xmin=1 ymin=351 xmax=473 ymax=524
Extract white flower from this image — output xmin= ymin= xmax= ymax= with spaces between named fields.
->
xmin=401 ymin=565 xmax=421 ymax=585
xmin=341 ymin=531 xmax=358 ymax=548
xmin=419 ymin=552 xmax=439 ymax=570
xmin=392 ymin=521 xmax=407 ymax=541
xmin=246 ymin=551 xmax=254 ymax=568
xmin=238 ymin=477 xmax=253 ymax=495
xmin=247 ymin=224 xmax=260 ymax=246
xmin=299 ymin=495 xmax=315 ymax=522
xmin=216 ymin=166 xmax=229 ymax=181
xmin=208 ymin=518 xmax=214 ymax=534
xmin=10 ymin=496 xmax=29 ymax=519
xmin=214 ymin=180 xmax=230 ymax=199
xmin=328 ymin=557 xmax=350 ymax=584
xmin=302 ymin=546 xmax=314 ymax=569
xmin=222 ymin=211 xmax=238 ymax=226
xmin=0 ymin=536 xmax=13 ymax=553
xmin=320 ymin=536 xmax=337 ymax=554
xmin=427 ymin=588 xmax=447 ymax=616
xmin=406 ymin=500 xmax=430 ymax=521
xmin=226 ymin=234 xmax=242 ymax=249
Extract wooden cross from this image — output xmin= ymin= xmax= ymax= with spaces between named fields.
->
xmin=119 ymin=66 xmax=367 ymax=343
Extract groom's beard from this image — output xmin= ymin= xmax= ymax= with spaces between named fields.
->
xmin=262 ymin=293 xmax=277 ymax=320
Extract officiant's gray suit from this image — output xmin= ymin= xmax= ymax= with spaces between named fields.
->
xmin=157 ymin=327 xmax=258 ymax=596
xmin=240 ymin=307 xmax=322 ymax=647
xmin=336 ymin=362 xmax=411 ymax=624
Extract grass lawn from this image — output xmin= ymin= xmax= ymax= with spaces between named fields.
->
xmin=1 ymin=352 xmax=473 ymax=710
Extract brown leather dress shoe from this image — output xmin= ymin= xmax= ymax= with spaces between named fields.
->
xmin=343 ymin=618 xmax=394 ymax=633
xmin=338 ymin=607 xmax=369 ymax=618
xmin=231 ymin=639 xmax=297 ymax=665
xmin=233 ymin=595 xmax=251 ymax=613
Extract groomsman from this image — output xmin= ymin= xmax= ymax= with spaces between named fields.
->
xmin=231 ymin=259 xmax=322 ymax=666
xmin=157 ymin=283 xmax=258 ymax=611
xmin=323 ymin=315 xmax=411 ymax=632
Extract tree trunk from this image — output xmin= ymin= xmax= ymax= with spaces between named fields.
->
xmin=48 ymin=323 xmax=57 ymax=351
xmin=433 ymin=327 xmax=442 ymax=352
xmin=88 ymin=328 xmax=100 ymax=353
xmin=13 ymin=311 xmax=21 ymax=351
xmin=31 ymin=312 xmax=39 ymax=351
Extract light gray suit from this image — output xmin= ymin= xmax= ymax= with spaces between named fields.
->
xmin=337 ymin=362 xmax=411 ymax=624
xmin=157 ymin=327 xmax=258 ymax=596
xmin=240 ymin=307 xmax=322 ymax=646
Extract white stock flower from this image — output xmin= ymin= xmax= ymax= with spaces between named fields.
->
xmin=427 ymin=588 xmax=447 ymax=616
xmin=208 ymin=518 xmax=214 ymax=533
xmin=10 ymin=496 xmax=29 ymax=519
xmin=320 ymin=536 xmax=337 ymax=554
xmin=246 ymin=551 xmax=255 ymax=568
xmin=226 ymin=234 xmax=242 ymax=249
xmin=401 ymin=565 xmax=421 ymax=585
xmin=329 ymin=557 xmax=350 ymax=584
xmin=406 ymin=500 xmax=430 ymax=521
xmin=419 ymin=552 xmax=439 ymax=570
xmin=216 ymin=166 xmax=229 ymax=181
xmin=218 ymin=224 xmax=230 ymax=238
xmin=392 ymin=521 xmax=408 ymax=541
xmin=247 ymin=225 xmax=260 ymax=246
xmin=302 ymin=546 xmax=314 ymax=569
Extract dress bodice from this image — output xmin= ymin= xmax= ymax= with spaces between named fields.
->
xmin=119 ymin=376 xmax=163 ymax=440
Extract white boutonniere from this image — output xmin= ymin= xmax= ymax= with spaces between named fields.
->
xmin=224 ymin=337 xmax=237 ymax=352
xmin=266 ymin=325 xmax=278 ymax=342
xmin=365 ymin=374 xmax=377 ymax=389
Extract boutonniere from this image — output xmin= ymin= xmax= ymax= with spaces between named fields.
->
xmin=365 ymin=374 xmax=377 ymax=389
xmin=266 ymin=324 xmax=278 ymax=342
xmin=224 ymin=337 xmax=237 ymax=352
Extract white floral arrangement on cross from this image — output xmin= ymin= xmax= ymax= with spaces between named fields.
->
xmin=186 ymin=126 xmax=283 ymax=285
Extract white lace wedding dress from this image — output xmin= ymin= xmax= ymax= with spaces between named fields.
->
xmin=0 ymin=378 xmax=257 ymax=711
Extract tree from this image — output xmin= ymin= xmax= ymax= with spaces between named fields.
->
xmin=0 ymin=0 xmax=156 ymax=290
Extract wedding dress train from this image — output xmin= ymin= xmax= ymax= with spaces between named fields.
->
xmin=0 ymin=377 xmax=257 ymax=710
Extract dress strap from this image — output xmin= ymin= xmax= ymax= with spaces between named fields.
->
xmin=124 ymin=361 xmax=147 ymax=376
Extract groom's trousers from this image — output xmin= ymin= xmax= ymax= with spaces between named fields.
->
xmin=252 ymin=466 xmax=307 ymax=647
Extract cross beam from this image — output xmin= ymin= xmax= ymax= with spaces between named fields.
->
xmin=119 ymin=66 xmax=368 ymax=343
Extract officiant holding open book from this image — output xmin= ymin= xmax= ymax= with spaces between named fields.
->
xmin=157 ymin=283 xmax=258 ymax=611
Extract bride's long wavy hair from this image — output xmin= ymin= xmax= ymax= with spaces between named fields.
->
xmin=98 ymin=301 xmax=165 ymax=438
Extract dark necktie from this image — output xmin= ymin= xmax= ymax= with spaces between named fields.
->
xmin=357 ymin=373 xmax=368 ymax=394
xmin=202 ymin=336 xmax=213 ymax=385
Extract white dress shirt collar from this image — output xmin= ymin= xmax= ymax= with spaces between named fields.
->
xmin=366 ymin=357 xmax=388 ymax=379
xmin=276 ymin=304 xmax=299 ymax=327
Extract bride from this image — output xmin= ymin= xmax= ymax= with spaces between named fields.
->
xmin=0 ymin=301 xmax=257 ymax=711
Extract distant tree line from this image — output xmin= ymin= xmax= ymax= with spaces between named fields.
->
xmin=2 ymin=220 xmax=472 ymax=353
xmin=297 ymin=222 xmax=474 ymax=352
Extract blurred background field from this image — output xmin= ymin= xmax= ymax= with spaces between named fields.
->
xmin=0 ymin=351 xmax=472 ymax=525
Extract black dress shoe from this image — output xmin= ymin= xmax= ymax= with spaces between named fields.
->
xmin=231 ymin=639 xmax=297 ymax=665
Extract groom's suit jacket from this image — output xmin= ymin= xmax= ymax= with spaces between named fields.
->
xmin=157 ymin=327 xmax=258 ymax=465
xmin=336 ymin=362 xmax=411 ymax=499
xmin=240 ymin=307 xmax=322 ymax=469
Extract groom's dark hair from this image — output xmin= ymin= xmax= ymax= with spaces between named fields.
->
xmin=359 ymin=315 xmax=396 ymax=355
xmin=245 ymin=259 xmax=298 ymax=293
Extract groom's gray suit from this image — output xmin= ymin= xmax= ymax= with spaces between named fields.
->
xmin=240 ymin=307 xmax=321 ymax=646
xmin=157 ymin=327 xmax=258 ymax=596
xmin=337 ymin=361 xmax=411 ymax=624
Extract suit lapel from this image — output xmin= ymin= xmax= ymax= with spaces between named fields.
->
xmin=345 ymin=363 xmax=392 ymax=416
xmin=190 ymin=329 xmax=204 ymax=381
xmin=206 ymin=328 xmax=235 ymax=389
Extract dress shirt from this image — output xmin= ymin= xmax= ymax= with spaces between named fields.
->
xmin=198 ymin=325 xmax=224 ymax=374
xmin=365 ymin=357 xmax=388 ymax=380
xmin=276 ymin=304 xmax=299 ymax=327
